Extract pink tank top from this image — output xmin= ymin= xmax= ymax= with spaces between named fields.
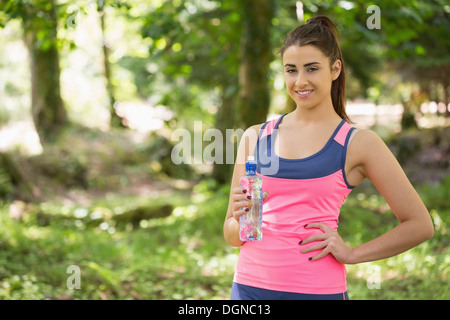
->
xmin=233 ymin=114 xmax=356 ymax=294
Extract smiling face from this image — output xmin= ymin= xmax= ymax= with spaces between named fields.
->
xmin=283 ymin=45 xmax=341 ymax=111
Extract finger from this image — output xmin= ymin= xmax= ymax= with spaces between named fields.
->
xmin=233 ymin=200 xmax=252 ymax=210
xmin=232 ymin=193 xmax=252 ymax=202
xmin=233 ymin=207 xmax=248 ymax=221
xmin=231 ymin=187 xmax=249 ymax=195
xmin=232 ymin=187 xmax=249 ymax=196
xmin=300 ymin=233 xmax=327 ymax=245
xmin=309 ymin=247 xmax=331 ymax=262
xmin=300 ymin=240 xmax=328 ymax=254
xmin=232 ymin=187 xmax=244 ymax=193
xmin=305 ymin=222 xmax=329 ymax=233
xmin=262 ymin=192 xmax=269 ymax=201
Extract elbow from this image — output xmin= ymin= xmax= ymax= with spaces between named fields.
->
xmin=425 ymin=212 xmax=435 ymax=240
xmin=404 ymin=215 xmax=435 ymax=246
xmin=224 ymin=234 xmax=244 ymax=248
xmin=419 ymin=217 xmax=435 ymax=243
xmin=223 ymin=219 xmax=245 ymax=247
xmin=411 ymin=207 xmax=435 ymax=243
xmin=223 ymin=233 xmax=244 ymax=248
xmin=423 ymin=224 xmax=435 ymax=241
xmin=230 ymin=242 xmax=244 ymax=248
xmin=233 ymin=240 xmax=245 ymax=248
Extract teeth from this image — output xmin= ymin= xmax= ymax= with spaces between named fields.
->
xmin=297 ymin=90 xmax=313 ymax=95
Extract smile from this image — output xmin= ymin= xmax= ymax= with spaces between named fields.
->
xmin=295 ymin=90 xmax=314 ymax=98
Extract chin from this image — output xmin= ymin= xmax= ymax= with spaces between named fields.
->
xmin=293 ymin=99 xmax=317 ymax=110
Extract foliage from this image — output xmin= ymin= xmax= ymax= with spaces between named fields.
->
xmin=0 ymin=0 xmax=449 ymax=301
xmin=0 ymin=167 xmax=13 ymax=199
xmin=1 ymin=0 xmax=448 ymax=134
xmin=0 ymin=174 xmax=448 ymax=300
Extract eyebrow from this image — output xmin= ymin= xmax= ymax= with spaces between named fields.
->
xmin=284 ymin=62 xmax=320 ymax=68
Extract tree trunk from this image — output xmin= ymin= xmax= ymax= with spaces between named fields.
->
xmin=98 ymin=1 xmax=125 ymax=128
xmin=401 ymin=100 xmax=418 ymax=131
xmin=238 ymin=0 xmax=274 ymax=128
xmin=212 ymin=81 xmax=239 ymax=184
xmin=0 ymin=152 xmax=39 ymax=201
xmin=23 ymin=0 xmax=67 ymax=145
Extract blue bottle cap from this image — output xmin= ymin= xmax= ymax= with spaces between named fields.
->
xmin=246 ymin=156 xmax=256 ymax=171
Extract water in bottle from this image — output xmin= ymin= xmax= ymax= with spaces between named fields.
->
xmin=239 ymin=156 xmax=263 ymax=241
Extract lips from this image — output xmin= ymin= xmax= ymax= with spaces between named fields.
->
xmin=295 ymin=89 xmax=314 ymax=98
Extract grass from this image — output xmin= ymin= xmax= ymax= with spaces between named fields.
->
xmin=341 ymin=177 xmax=449 ymax=300
xmin=0 ymin=175 xmax=448 ymax=300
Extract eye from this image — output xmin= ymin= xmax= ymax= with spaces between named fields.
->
xmin=307 ymin=67 xmax=318 ymax=72
xmin=285 ymin=69 xmax=297 ymax=73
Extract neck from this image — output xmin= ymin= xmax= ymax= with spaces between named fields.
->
xmin=289 ymin=97 xmax=341 ymax=125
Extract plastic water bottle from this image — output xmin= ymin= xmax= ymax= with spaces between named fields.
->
xmin=239 ymin=156 xmax=263 ymax=241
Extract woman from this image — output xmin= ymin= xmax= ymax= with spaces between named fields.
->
xmin=223 ymin=16 xmax=434 ymax=300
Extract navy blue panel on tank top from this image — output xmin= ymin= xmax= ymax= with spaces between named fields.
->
xmin=255 ymin=114 xmax=349 ymax=180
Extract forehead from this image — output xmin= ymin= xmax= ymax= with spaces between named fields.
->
xmin=282 ymin=45 xmax=328 ymax=65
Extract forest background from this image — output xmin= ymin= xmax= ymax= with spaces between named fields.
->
xmin=0 ymin=0 xmax=448 ymax=300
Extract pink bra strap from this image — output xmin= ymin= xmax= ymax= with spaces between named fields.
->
xmin=259 ymin=118 xmax=278 ymax=140
xmin=334 ymin=122 xmax=352 ymax=146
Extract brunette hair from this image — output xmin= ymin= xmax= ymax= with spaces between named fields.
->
xmin=280 ymin=16 xmax=351 ymax=123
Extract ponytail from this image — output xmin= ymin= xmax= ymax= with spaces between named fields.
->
xmin=280 ymin=16 xmax=351 ymax=123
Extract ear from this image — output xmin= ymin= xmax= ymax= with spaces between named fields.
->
xmin=331 ymin=59 xmax=342 ymax=81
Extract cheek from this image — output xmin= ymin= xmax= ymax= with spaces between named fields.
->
xmin=284 ymin=77 xmax=296 ymax=90
xmin=311 ymin=75 xmax=332 ymax=92
xmin=284 ymin=79 xmax=294 ymax=91
xmin=283 ymin=74 xmax=293 ymax=84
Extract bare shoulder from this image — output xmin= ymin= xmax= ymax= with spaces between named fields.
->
xmin=349 ymin=128 xmax=403 ymax=180
xmin=244 ymin=123 xmax=263 ymax=138
xmin=349 ymin=129 xmax=387 ymax=159
xmin=236 ymin=123 xmax=264 ymax=165
xmin=352 ymin=129 xmax=385 ymax=147
xmin=239 ymin=123 xmax=264 ymax=147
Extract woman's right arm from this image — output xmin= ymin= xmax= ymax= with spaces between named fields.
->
xmin=223 ymin=124 xmax=265 ymax=247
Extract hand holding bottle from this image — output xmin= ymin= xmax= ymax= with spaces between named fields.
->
xmin=236 ymin=156 xmax=265 ymax=241
xmin=231 ymin=187 xmax=269 ymax=223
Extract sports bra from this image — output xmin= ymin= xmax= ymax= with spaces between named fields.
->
xmin=233 ymin=113 xmax=356 ymax=294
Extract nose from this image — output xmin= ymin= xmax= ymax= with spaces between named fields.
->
xmin=294 ymin=71 xmax=308 ymax=87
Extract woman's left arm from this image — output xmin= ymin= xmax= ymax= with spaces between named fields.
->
xmin=301 ymin=129 xmax=434 ymax=264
